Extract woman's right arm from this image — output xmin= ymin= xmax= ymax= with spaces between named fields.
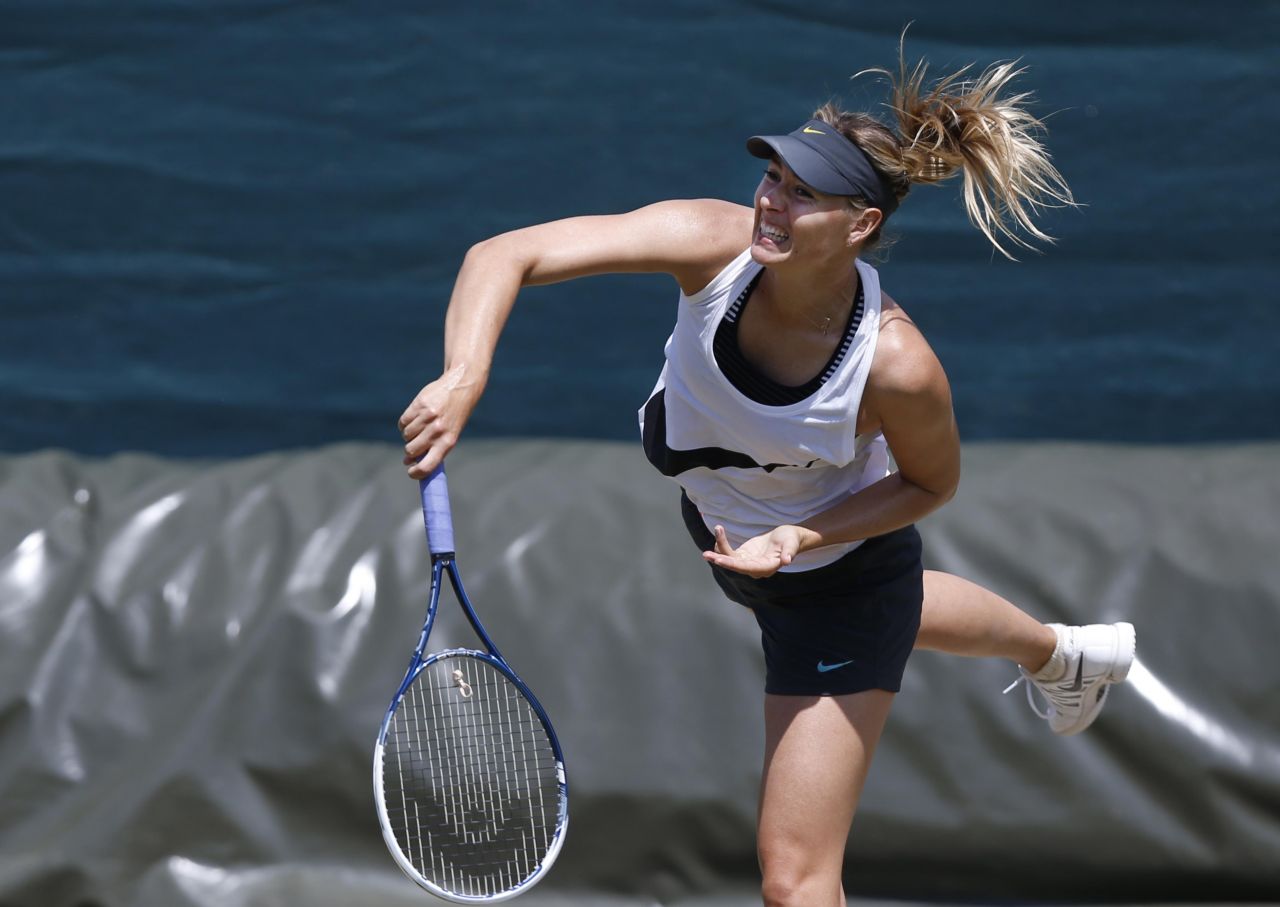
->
xmin=398 ymin=198 xmax=751 ymax=477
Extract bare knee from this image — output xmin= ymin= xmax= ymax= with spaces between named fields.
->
xmin=761 ymin=875 xmax=840 ymax=907
xmin=759 ymin=852 xmax=841 ymax=907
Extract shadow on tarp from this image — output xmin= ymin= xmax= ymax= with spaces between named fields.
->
xmin=0 ymin=440 xmax=1277 ymax=906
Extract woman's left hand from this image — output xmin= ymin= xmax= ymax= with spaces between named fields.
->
xmin=702 ymin=524 xmax=814 ymax=578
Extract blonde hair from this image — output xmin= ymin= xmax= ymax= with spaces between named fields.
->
xmin=815 ymin=42 xmax=1076 ymax=259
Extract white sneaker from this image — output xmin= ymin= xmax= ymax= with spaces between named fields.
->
xmin=1004 ymin=622 xmax=1136 ymax=735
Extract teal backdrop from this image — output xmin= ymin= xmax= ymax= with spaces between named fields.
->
xmin=3 ymin=1 xmax=1277 ymax=455
xmin=3 ymin=7 xmax=1280 ymax=906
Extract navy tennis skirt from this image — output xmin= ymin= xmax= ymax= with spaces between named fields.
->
xmin=680 ymin=492 xmax=923 ymax=696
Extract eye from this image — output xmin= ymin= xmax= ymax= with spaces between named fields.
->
xmin=763 ymin=167 xmax=779 ymax=182
xmin=795 ymin=185 xmax=814 ymax=199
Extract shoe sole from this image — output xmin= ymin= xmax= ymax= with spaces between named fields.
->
xmin=1108 ymin=621 xmax=1137 ymax=683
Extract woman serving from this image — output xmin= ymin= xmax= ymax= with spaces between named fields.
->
xmin=397 ymin=50 xmax=1136 ymax=907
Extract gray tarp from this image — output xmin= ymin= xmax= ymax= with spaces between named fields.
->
xmin=1 ymin=441 xmax=1277 ymax=906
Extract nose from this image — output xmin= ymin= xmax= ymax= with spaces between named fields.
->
xmin=758 ymin=186 xmax=783 ymax=212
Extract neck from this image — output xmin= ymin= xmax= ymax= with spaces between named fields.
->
xmin=757 ymin=258 xmax=860 ymax=334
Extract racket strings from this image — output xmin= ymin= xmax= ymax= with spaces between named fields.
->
xmin=382 ymin=655 xmax=561 ymax=898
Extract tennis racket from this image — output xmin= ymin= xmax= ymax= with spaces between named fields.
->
xmin=373 ymin=463 xmax=568 ymax=902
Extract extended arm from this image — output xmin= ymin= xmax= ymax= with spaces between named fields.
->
xmin=398 ymin=200 xmax=751 ymax=477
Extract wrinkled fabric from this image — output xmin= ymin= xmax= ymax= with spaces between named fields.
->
xmin=0 ymin=441 xmax=1277 ymax=906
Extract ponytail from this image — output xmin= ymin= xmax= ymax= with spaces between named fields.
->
xmin=816 ymin=40 xmax=1076 ymax=258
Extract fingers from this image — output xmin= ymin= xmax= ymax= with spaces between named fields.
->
xmin=400 ymin=400 xmax=437 ymax=445
xmin=398 ymin=393 xmax=436 ymax=433
xmin=398 ymin=401 xmax=456 ymax=479
xmin=406 ymin=449 xmax=439 ymax=479
xmin=702 ymin=545 xmax=778 ymax=580
xmin=703 ymin=529 xmax=736 ymax=570
xmin=404 ymin=429 xmax=458 ymax=478
xmin=706 ymin=526 xmax=767 ymax=575
xmin=702 ymin=550 xmax=775 ymax=578
xmin=701 ymin=525 xmax=795 ymax=579
xmin=403 ymin=420 xmax=455 ymax=465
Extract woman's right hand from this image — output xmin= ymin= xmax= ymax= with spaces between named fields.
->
xmin=395 ymin=199 xmax=749 ymax=480
xmin=398 ymin=364 xmax=484 ymax=479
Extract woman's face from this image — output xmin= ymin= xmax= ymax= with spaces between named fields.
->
xmin=750 ymin=158 xmax=860 ymax=269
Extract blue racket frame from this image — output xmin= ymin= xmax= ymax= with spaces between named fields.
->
xmin=373 ymin=464 xmax=569 ymax=903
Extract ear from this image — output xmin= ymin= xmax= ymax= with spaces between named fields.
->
xmin=847 ymin=207 xmax=883 ymax=246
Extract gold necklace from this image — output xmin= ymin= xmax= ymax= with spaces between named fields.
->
xmin=805 ymin=307 xmax=841 ymax=335
xmin=758 ymin=269 xmax=849 ymax=335
xmin=809 ymin=275 xmax=860 ymax=335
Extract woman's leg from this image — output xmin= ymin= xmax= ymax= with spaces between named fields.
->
xmin=917 ymin=570 xmax=1136 ymax=735
xmin=756 ymin=690 xmax=894 ymax=907
xmin=917 ymin=570 xmax=1057 ymax=671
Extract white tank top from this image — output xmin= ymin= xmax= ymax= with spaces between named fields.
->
xmin=639 ymin=248 xmax=891 ymax=571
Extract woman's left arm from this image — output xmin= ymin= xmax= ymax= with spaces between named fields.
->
xmin=704 ymin=309 xmax=960 ymax=577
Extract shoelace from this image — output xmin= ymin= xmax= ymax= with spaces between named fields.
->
xmin=1002 ymin=671 xmax=1053 ymax=720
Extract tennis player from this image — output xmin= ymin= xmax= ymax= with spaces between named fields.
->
xmin=398 ymin=52 xmax=1136 ymax=907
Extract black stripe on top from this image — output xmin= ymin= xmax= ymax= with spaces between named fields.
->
xmin=641 ymin=388 xmax=815 ymax=476
xmin=713 ymin=269 xmax=865 ymax=406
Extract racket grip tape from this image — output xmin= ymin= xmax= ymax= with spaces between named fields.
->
xmin=419 ymin=464 xmax=456 ymax=556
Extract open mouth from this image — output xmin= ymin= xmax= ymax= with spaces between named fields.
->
xmin=758 ymin=223 xmax=790 ymax=246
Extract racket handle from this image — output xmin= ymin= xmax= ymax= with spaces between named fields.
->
xmin=419 ymin=464 xmax=455 ymax=557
